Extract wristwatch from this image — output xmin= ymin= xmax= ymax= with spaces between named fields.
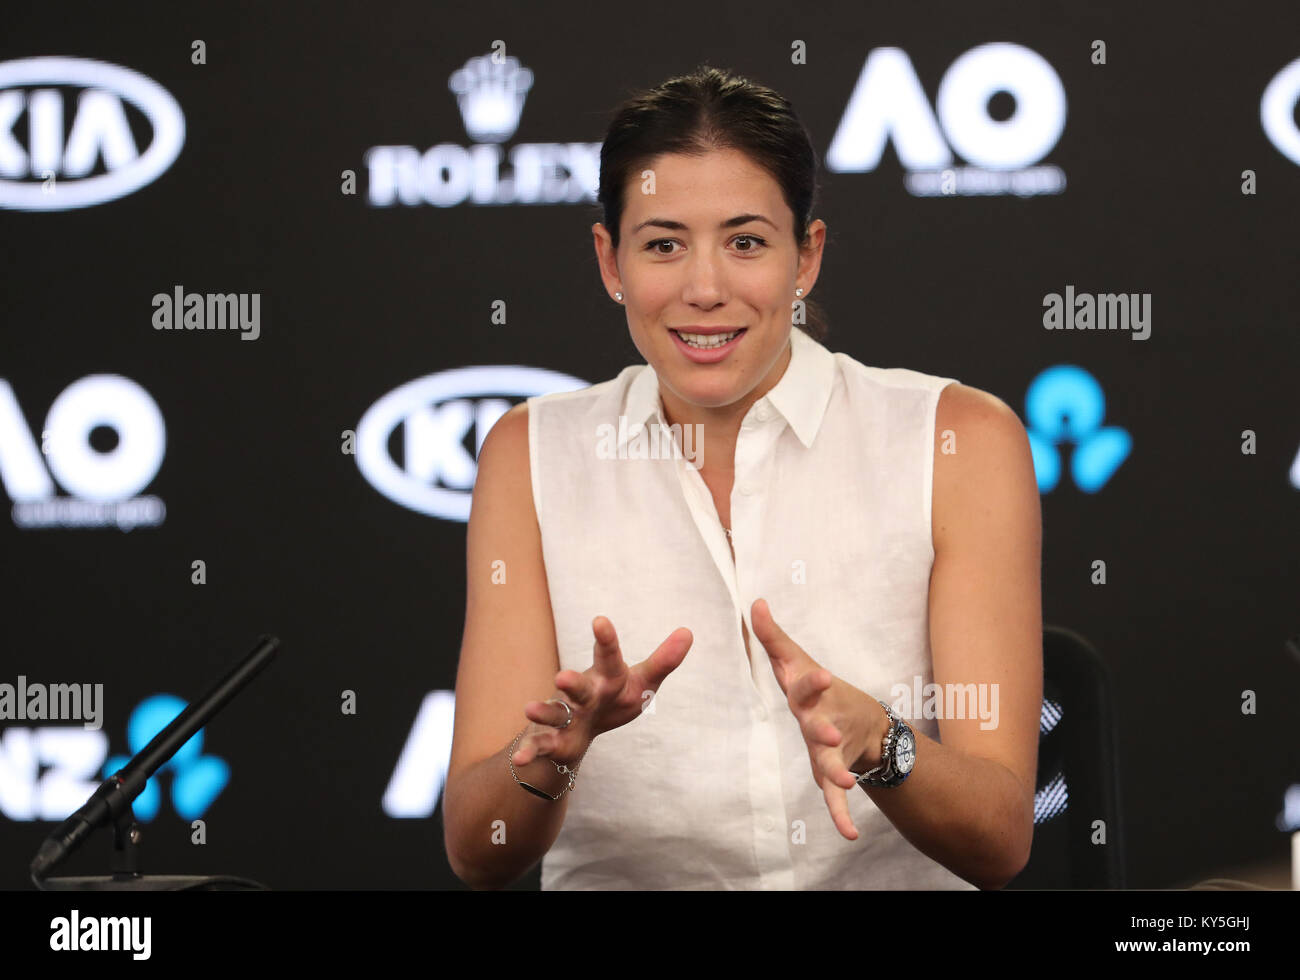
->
xmin=853 ymin=698 xmax=915 ymax=788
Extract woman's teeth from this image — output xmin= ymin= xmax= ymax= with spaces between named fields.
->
xmin=677 ymin=330 xmax=741 ymax=349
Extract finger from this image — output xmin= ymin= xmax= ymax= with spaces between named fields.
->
xmin=788 ymin=669 xmax=832 ymax=710
xmin=801 ymin=715 xmax=843 ymax=750
xmin=511 ymin=728 xmax=555 ymax=766
xmin=822 ymin=777 xmax=859 ymax=840
xmin=553 ymin=670 xmax=595 ymax=709
xmin=632 ymin=627 xmax=693 ymax=690
xmin=523 ymin=697 xmax=577 ymax=728
xmin=590 ymin=615 xmax=626 ymax=679
xmin=814 ymin=742 xmax=857 ymax=790
xmin=751 ymin=598 xmax=813 ymax=689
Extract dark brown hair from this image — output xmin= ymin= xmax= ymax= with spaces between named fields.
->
xmin=595 ymin=64 xmax=829 ymax=342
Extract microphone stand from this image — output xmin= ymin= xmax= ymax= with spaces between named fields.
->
xmin=29 ymin=634 xmax=280 ymax=891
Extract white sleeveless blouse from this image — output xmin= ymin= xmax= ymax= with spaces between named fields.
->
xmin=526 ymin=326 xmax=974 ymax=889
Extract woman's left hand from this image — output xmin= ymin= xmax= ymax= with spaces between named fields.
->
xmin=750 ymin=597 xmax=888 ymax=841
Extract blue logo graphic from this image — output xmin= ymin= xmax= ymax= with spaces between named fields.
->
xmin=103 ymin=694 xmax=229 ymax=820
xmin=1024 ymin=365 xmax=1130 ymax=493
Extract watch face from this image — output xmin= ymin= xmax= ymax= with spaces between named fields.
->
xmin=895 ymin=730 xmax=916 ymax=773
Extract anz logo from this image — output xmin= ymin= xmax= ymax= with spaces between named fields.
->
xmin=0 ymin=695 xmax=226 ymax=823
xmin=1024 ymin=365 xmax=1130 ymax=493
xmin=356 ymin=365 xmax=587 ymax=522
xmin=103 ymin=695 xmax=228 ymax=821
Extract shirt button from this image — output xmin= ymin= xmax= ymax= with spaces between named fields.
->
xmin=755 ymin=404 xmax=770 ymax=422
xmin=761 ymin=815 xmax=776 ymax=832
xmin=752 ymin=704 xmax=768 ymax=722
xmin=739 ymin=482 xmax=754 ymax=495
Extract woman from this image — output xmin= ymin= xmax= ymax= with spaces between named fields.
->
xmin=443 ymin=65 xmax=1042 ymax=890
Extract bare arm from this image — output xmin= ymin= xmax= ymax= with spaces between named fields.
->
xmin=442 ymin=403 xmax=579 ymax=890
xmin=856 ymin=382 xmax=1042 ymax=889
xmin=443 ymin=402 xmax=694 ymax=889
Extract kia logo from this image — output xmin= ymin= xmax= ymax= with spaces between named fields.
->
xmin=0 ymin=56 xmax=185 ymax=211
xmin=1262 ymin=55 xmax=1300 ymax=165
xmin=356 ymin=365 xmax=587 ymax=521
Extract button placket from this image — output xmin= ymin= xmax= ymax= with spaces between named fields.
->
xmin=670 ymin=436 xmax=761 ymax=707
xmin=732 ymin=423 xmax=759 ymax=690
xmin=736 ymin=418 xmax=794 ymax=888
xmin=733 ymin=418 xmax=779 ymax=692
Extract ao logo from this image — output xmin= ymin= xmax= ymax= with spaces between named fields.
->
xmin=383 ymin=691 xmax=455 ymax=818
xmin=0 ymin=375 xmax=165 ymax=503
xmin=827 ymin=43 xmax=1066 ymax=171
xmin=0 ymin=56 xmax=185 ymax=211
xmin=1024 ymin=365 xmax=1131 ymax=493
xmin=1262 ymin=55 xmax=1300 ymax=165
xmin=356 ymin=365 xmax=587 ymax=521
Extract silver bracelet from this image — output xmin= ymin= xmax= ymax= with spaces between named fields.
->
xmin=507 ymin=700 xmax=584 ymax=801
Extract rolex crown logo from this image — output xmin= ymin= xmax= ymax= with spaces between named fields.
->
xmin=448 ymin=53 xmax=534 ymax=144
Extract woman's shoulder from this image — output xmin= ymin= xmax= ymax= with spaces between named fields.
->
xmin=831 ymin=349 xmax=958 ymax=396
xmin=931 ymin=381 xmax=1038 ymax=548
xmin=933 ymin=382 xmax=1026 ymax=443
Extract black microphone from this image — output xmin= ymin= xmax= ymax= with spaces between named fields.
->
xmin=29 ymin=634 xmax=280 ymax=883
xmin=29 ymin=777 xmax=126 ymax=880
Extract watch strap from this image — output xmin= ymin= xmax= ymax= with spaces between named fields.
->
xmin=856 ymin=699 xmax=912 ymax=788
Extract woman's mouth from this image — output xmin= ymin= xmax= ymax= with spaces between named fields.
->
xmin=674 ymin=329 xmax=744 ymax=349
xmin=669 ymin=328 xmax=747 ymax=362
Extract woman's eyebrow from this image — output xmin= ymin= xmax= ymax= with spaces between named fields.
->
xmin=630 ymin=213 xmax=777 ymax=234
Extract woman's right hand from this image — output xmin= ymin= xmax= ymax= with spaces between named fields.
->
xmin=511 ymin=616 xmax=693 ymax=767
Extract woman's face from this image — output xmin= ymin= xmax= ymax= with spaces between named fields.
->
xmin=594 ymin=147 xmax=824 ymax=418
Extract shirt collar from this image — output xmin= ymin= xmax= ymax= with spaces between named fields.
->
xmin=621 ymin=326 xmax=835 ymax=451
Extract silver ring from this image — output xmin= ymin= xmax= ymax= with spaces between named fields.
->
xmin=545 ymin=698 xmax=573 ymax=729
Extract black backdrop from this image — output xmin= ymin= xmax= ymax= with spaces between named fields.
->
xmin=2 ymin=1 xmax=1298 ymax=890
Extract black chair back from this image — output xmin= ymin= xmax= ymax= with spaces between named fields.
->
xmin=1006 ymin=626 xmax=1126 ymax=888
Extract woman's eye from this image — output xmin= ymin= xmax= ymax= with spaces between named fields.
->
xmin=644 ymin=235 xmax=767 ymax=255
